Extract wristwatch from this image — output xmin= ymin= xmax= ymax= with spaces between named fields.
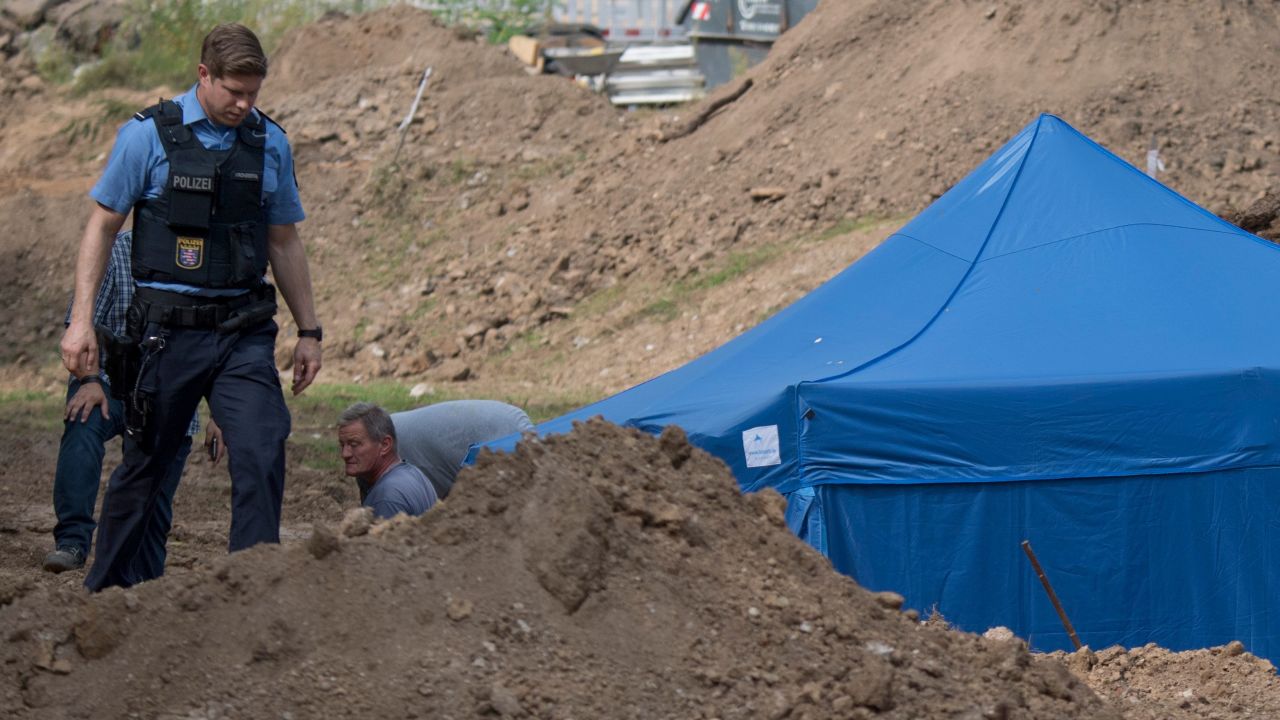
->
xmin=78 ymin=375 xmax=103 ymax=386
xmin=298 ymin=326 xmax=323 ymax=342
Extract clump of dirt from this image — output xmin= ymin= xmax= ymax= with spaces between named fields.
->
xmin=1 ymin=419 xmax=1120 ymax=719
xmin=1224 ymin=189 xmax=1280 ymax=241
xmin=1054 ymin=643 xmax=1280 ymax=719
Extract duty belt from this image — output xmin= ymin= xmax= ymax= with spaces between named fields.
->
xmin=134 ymin=284 xmax=275 ymax=329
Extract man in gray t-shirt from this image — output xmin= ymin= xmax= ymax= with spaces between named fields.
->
xmin=338 ymin=403 xmax=437 ymax=519
xmin=362 ymin=461 xmax=436 ymax=520
xmin=391 ymin=400 xmax=533 ymax=499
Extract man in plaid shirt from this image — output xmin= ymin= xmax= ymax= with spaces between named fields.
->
xmin=44 ymin=231 xmax=211 ymax=574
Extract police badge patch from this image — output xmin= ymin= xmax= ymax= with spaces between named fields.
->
xmin=176 ymin=237 xmax=204 ymax=269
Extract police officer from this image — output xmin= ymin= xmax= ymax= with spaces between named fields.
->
xmin=60 ymin=23 xmax=322 ymax=591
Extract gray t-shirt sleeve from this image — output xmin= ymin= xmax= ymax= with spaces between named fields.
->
xmin=392 ymin=400 xmax=534 ymax=499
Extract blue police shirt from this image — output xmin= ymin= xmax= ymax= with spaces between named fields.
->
xmin=90 ymin=83 xmax=305 ymax=296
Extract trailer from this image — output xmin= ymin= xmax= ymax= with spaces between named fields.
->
xmin=682 ymin=0 xmax=819 ymax=88
xmin=457 ymin=1 xmax=818 ymax=101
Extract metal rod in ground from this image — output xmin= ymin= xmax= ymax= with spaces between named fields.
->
xmin=394 ymin=66 xmax=434 ymax=166
xmin=1020 ymin=539 xmax=1083 ymax=650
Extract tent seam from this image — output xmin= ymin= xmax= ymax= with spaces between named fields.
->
xmin=805 ymin=116 xmax=1045 ymax=386
xmin=977 ymin=223 xmax=1252 ymax=263
xmin=891 ymin=232 xmax=970 ymax=263
xmin=778 ymin=459 xmax=1280 ymax=493
xmin=1054 ymin=116 xmax=1280 ymax=253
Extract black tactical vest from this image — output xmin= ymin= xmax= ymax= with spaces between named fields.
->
xmin=131 ymin=99 xmax=270 ymax=289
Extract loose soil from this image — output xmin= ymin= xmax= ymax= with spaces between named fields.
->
xmin=0 ymin=419 xmax=1271 ymax=720
xmin=1 ymin=1 xmax=1279 ymax=717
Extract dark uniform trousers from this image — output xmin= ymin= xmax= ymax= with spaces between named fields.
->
xmin=84 ymin=319 xmax=291 ymax=591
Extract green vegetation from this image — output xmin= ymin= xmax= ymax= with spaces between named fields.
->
xmin=638 ymin=297 xmax=678 ymax=322
xmin=291 ymin=381 xmax=443 ymax=420
xmin=61 ymin=98 xmax=143 ymax=147
xmin=632 ymin=246 xmax=781 ymax=324
xmin=366 ymin=162 xmax=411 ymax=215
xmin=688 ymin=246 xmax=781 ymax=291
xmin=514 ymin=151 xmax=585 ymax=181
xmin=728 ymin=45 xmax=751 ymax=80
xmin=408 ymin=298 xmax=436 ymax=322
xmin=575 ymin=283 xmax=626 ymax=319
xmin=287 ymin=430 xmax=343 ymax=471
xmin=432 ymin=0 xmax=550 ymax=43
xmin=492 ymin=328 xmax=546 ymax=360
xmin=445 ymin=157 xmax=480 ymax=186
xmin=72 ymin=0 xmax=326 ymax=92
xmin=289 ymin=381 xmax=597 ymax=426
xmin=0 ymin=389 xmax=73 ymax=433
xmin=32 ymin=26 xmax=75 ymax=84
xmin=606 ymin=215 xmax=901 ymax=330
xmin=807 ymin=214 xmax=907 ymax=244
xmin=42 ymin=0 xmax=555 ymax=91
xmin=521 ymin=391 xmax=600 ymax=423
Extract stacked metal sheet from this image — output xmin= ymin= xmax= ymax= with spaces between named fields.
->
xmin=606 ymin=43 xmax=706 ymax=106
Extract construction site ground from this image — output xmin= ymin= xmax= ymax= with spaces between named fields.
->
xmin=1 ymin=2 xmax=1279 ymax=717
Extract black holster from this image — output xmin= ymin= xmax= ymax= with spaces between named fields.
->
xmin=94 ymin=323 xmax=140 ymax=402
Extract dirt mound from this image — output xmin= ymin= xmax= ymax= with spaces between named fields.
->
xmin=1057 ymin=643 xmax=1280 ymax=719
xmin=696 ymin=0 xmax=1280 ymax=210
xmin=2 ymin=419 xmax=1122 ymax=719
xmin=2 ymin=4 xmax=1279 ymax=716
xmin=535 ymin=0 xmax=1280 ymax=268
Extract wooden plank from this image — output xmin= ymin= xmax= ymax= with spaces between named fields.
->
xmin=508 ymin=35 xmax=542 ymax=67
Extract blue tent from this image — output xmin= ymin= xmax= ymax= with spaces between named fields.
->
xmin=481 ymin=114 xmax=1280 ymax=660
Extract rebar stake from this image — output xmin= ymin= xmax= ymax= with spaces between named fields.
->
xmin=1021 ymin=539 xmax=1083 ymax=650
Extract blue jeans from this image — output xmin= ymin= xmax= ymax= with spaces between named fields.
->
xmin=53 ymin=378 xmax=191 ymax=577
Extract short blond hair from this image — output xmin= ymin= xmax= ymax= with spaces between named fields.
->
xmin=200 ymin=23 xmax=268 ymax=78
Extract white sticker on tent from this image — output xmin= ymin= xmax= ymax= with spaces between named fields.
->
xmin=743 ymin=425 xmax=782 ymax=468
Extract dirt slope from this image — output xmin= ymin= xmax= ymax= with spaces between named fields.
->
xmin=1 ymin=3 xmax=1280 ymax=716
xmin=263 ymin=0 xmax=1280 ymax=393
xmin=3 ymin=1 xmax=1279 ymax=396
xmin=3 ymin=421 xmax=1122 ymax=719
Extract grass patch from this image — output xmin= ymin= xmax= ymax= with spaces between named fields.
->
xmin=638 ymin=297 xmax=678 ymax=322
xmin=48 ymin=0 xmax=546 ymax=92
xmin=289 ymin=381 xmax=599 ymax=427
xmin=430 ymin=0 xmax=547 ymax=43
xmin=632 ymin=247 xmax=783 ymax=325
xmin=287 ymin=430 xmax=343 ymax=472
xmin=408 ymin=299 xmax=436 ymax=322
xmin=808 ymin=214 xmax=908 ymax=244
xmin=290 ymin=381 xmax=439 ymax=421
xmin=445 ymin=157 xmax=480 ymax=186
xmin=60 ymin=97 xmax=142 ymax=146
xmin=0 ymin=389 xmax=69 ymax=433
xmin=688 ymin=246 xmax=781 ymax=291
xmin=514 ymin=152 xmax=584 ymax=181
xmin=491 ymin=328 xmax=546 ymax=360
xmin=72 ymin=0 xmax=328 ymax=93
xmin=513 ymin=390 xmax=601 ymax=423
xmin=575 ymin=283 xmax=626 ymax=319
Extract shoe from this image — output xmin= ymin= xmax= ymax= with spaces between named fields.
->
xmin=42 ymin=546 xmax=86 ymax=573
